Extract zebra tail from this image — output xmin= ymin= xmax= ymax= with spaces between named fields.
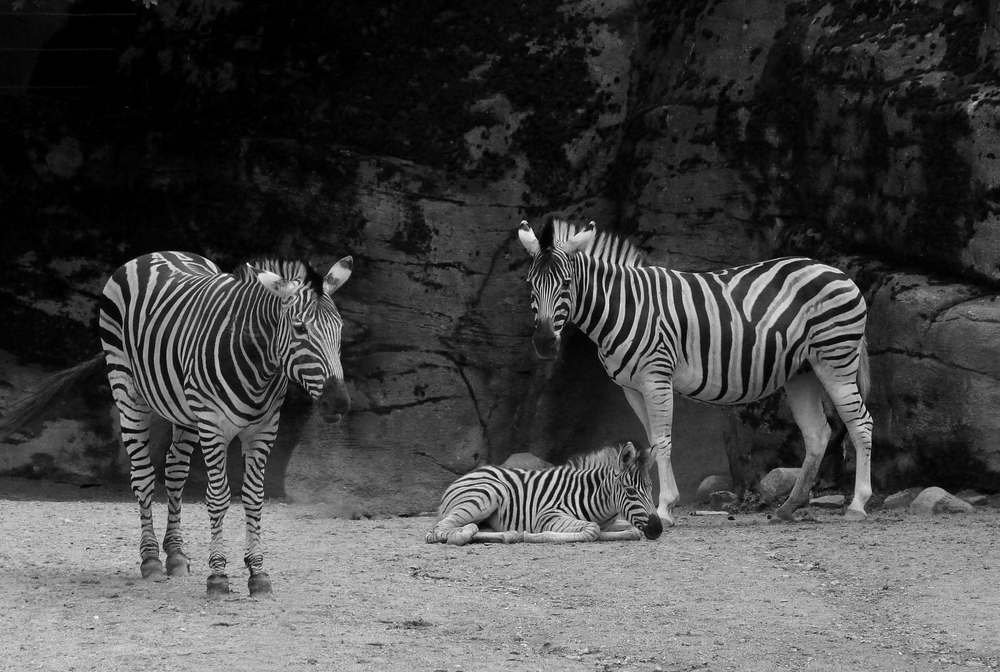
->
xmin=0 ymin=353 xmax=106 ymax=441
xmin=857 ymin=334 xmax=871 ymax=400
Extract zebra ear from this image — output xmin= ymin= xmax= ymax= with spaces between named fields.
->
xmin=251 ymin=266 xmax=301 ymax=300
xmin=563 ymin=224 xmax=595 ymax=257
xmin=518 ymin=221 xmax=541 ymax=256
xmin=324 ymin=256 xmax=353 ymax=296
xmin=619 ymin=441 xmax=638 ymax=467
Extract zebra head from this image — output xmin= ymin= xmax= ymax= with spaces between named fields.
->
xmin=250 ymin=256 xmax=353 ymax=423
xmin=517 ymin=219 xmax=595 ymax=359
xmin=608 ymin=442 xmax=663 ymax=540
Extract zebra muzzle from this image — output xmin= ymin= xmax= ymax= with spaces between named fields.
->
xmin=319 ymin=378 xmax=351 ymax=422
xmin=642 ymin=514 xmax=663 ymax=540
xmin=531 ymin=325 xmax=560 ymax=360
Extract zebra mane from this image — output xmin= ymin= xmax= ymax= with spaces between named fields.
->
xmin=566 ymin=442 xmax=651 ymax=471
xmin=542 ymin=219 xmax=644 ymax=268
xmin=235 ymin=257 xmax=325 ymax=296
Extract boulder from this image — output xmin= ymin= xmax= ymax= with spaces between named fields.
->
xmin=501 ymin=453 xmax=553 ymax=471
xmin=809 ymin=495 xmax=845 ymax=509
xmin=956 ymin=489 xmax=989 ymax=507
xmin=883 ymin=488 xmax=923 ymax=510
xmin=757 ymin=468 xmax=801 ymax=505
xmin=909 ymin=487 xmax=975 ymax=515
xmin=696 ymin=474 xmax=734 ymax=503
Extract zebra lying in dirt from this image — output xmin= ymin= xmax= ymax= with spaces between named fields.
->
xmin=425 ymin=442 xmax=662 ymax=545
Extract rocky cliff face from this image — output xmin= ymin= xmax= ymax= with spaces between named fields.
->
xmin=2 ymin=0 xmax=1000 ymax=514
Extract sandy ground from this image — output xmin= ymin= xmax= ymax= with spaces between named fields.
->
xmin=1 ymin=477 xmax=998 ymax=672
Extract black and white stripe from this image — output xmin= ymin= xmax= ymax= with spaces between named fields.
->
xmin=518 ymin=219 xmax=873 ymax=526
xmin=426 ymin=442 xmax=662 ymax=545
xmin=99 ymin=250 xmax=352 ymax=595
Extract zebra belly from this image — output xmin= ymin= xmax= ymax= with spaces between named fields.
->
xmin=671 ymin=356 xmax=799 ymax=405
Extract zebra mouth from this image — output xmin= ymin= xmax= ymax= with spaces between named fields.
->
xmin=322 ymin=412 xmax=344 ymax=424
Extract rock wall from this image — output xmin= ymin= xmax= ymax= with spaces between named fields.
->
xmin=3 ymin=0 xmax=1000 ymax=514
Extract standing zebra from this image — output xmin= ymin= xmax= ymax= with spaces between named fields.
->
xmin=517 ymin=219 xmax=872 ymax=526
xmin=1 ymin=251 xmax=352 ymax=596
xmin=426 ymin=442 xmax=662 ymax=545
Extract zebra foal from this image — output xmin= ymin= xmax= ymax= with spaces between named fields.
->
xmin=517 ymin=219 xmax=873 ymax=526
xmin=1 ymin=251 xmax=353 ymax=597
xmin=426 ymin=442 xmax=663 ymax=545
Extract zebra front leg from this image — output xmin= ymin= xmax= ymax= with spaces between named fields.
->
xmin=522 ymin=517 xmax=601 ymax=543
xmin=162 ymin=426 xmax=197 ymax=577
xmin=242 ymin=446 xmax=272 ymax=596
xmin=626 ymin=384 xmax=678 ymax=526
xmin=202 ymin=438 xmax=233 ymax=597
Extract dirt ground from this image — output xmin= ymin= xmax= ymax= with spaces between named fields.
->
xmin=1 ymin=478 xmax=998 ymax=672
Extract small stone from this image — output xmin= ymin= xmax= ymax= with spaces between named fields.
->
xmin=809 ymin=494 xmax=845 ymax=509
xmin=883 ymin=487 xmax=922 ymax=510
xmin=500 ymin=453 xmax=552 ymax=470
xmin=956 ymin=489 xmax=988 ymax=506
xmin=696 ymin=474 xmax=733 ymax=503
xmin=757 ymin=468 xmax=801 ymax=504
xmin=909 ymin=487 xmax=974 ymax=515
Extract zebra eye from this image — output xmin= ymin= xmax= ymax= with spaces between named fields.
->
xmin=561 ymin=278 xmax=571 ymax=288
xmin=291 ymin=322 xmax=308 ymax=337
xmin=624 ymin=486 xmax=639 ymax=497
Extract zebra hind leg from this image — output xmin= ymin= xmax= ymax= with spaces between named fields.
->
xmin=113 ymin=393 xmax=168 ymax=582
xmin=776 ymin=372 xmax=831 ymax=521
xmin=162 ymin=426 xmax=197 ymax=577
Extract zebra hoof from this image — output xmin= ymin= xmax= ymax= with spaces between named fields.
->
xmin=166 ymin=553 xmax=190 ymax=577
xmin=206 ymin=574 xmax=230 ymax=598
xmin=842 ymin=508 xmax=868 ymax=522
xmin=140 ymin=557 xmax=168 ymax=582
xmin=248 ymin=573 xmax=272 ymax=597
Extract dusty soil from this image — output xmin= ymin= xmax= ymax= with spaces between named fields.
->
xmin=1 ymin=478 xmax=998 ymax=672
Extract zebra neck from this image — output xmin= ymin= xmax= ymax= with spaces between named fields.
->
xmin=229 ymin=287 xmax=286 ymax=385
xmin=571 ymin=259 xmax=641 ymax=352
xmin=576 ymin=468 xmax=618 ymax=521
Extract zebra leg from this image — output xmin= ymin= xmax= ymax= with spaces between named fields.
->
xmin=597 ymin=518 xmax=643 ymax=541
xmin=426 ymin=518 xmax=482 ymax=546
xmin=426 ymin=486 xmax=504 ymax=545
xmin=201 ymin=435 xmax=233 ymax=597
xmin=162 ymin=426 xmax=196 ymax=577
xmin=522 ymin=517 xmax=601 ymax=543
xmin=626 ymin=385 xmax=678 ymax=526
xmin=242 ymin=444 xmax=273 ymax=596
xmin=820 ymin=375 xmax=873 ymax=521
xmin=111 ymin=388 xmax=167 ymax=582
xmin=776 ymin=372 xmax=831 ymax=521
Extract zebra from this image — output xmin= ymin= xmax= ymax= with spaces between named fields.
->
xmin=1 ymin=251 xmax=353 ymax=597
xmin=517 ymin=219 xmax=873 ymax=526
xmin=425 ymin=441 xmax=663 ymax=545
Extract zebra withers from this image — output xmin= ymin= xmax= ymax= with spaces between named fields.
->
xmin=426 ymin=442 xmax=663 ymax=545
xmin=517 ymin=219 xmax=873 ymax=526
xmin=1 ymin=251 xmax=353 ymax=597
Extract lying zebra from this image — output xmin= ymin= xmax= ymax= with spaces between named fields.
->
xmin=426 ymin=442 xmax=663 ymax=545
